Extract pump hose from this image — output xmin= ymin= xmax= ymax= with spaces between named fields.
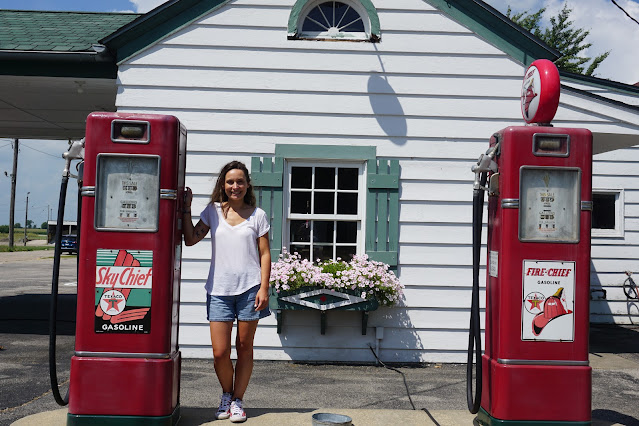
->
xmin=467 ymin=171 xmax=487 ymax=414
xmin=49 ymin=174 xmax=70 ymax=406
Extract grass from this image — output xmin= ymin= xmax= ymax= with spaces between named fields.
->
xmin=0 ymin=245 xmax=53 ymax=252
xmin=0 ymin=228 xmax=53 ymax=252
xmin=0 ymin=228 xmax=48 ymax=240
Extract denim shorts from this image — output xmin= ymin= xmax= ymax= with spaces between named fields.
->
xmin=206 ymin=285 xmax=271 ymax=322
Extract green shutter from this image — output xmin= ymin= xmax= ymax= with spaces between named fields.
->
xmin=251 ymin=157 xmax=284 ymax=259
xmin=254 ymin=149 xmax=399 ymax=267
xmin=366 ymin=159 xmax=399 ymax=266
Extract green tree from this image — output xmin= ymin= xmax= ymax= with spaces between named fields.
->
xmin=507 ymin=3 xmax=610 ymax=76
xmin=14 ymin=223 xmax=21 ymax=228
xmin=41 ymin=222 xmax=48 ymax=229
xmin=26 ymin=219 xmax=34 ymax=229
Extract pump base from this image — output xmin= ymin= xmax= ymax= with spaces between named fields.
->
xmin=67 ymin=404 xmax=180 ymax=425
xmin=477 ymin=408 xmax=591 ymax=426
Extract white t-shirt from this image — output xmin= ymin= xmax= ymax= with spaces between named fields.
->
xmin=200 ymin=202 xmax=270 ymax=296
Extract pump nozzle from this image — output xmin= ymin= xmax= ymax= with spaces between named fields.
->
xmin=62 ymin=139 xmax=85 ymax=178
xmin=472 ymin=143 xmax=500 ymax=191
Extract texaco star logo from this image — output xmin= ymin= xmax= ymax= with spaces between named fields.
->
xmin=100 ymin=289 xmax=127 ymax=315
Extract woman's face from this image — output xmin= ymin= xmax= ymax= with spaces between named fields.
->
xmin=224 ymin=168 xmax=248 ymax=202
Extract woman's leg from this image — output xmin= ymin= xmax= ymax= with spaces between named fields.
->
xmin=210 ymin=321 xmax=234 ymax=393
xmin=232 ymin=319 xmax=259 ymax=400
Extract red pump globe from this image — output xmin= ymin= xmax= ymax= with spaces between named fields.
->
xmin=521 ymin=59 xmax=560 ymax=124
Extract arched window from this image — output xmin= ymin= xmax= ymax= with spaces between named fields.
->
xmin=288 ymin=0 xmax=380 ymax=42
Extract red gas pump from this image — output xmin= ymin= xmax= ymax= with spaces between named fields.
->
xmin=468 ymin=60 xmax=593 ymax=425
xmin=66 ymin=112 xmax=187 ymax=425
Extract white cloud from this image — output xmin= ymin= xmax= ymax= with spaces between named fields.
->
xmin=485 ymin=0 xmax=639 ymax=84
xmin=130 ymin=0 xmax=167 ymax=13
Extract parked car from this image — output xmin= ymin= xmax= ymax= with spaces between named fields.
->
xmin=60 ymin=234 xmax=77 ymax=254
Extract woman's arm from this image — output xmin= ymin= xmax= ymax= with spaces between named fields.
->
xmin=254 ymin=232 xmax=271 ymax=311
xmin=182 ymin=187 xmax=210 ymax=246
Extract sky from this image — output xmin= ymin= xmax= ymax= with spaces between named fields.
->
xmin=1 ymin=0 xmax=638 ymax=226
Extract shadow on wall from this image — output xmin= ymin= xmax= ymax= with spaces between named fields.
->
xmin=622 ymin=272 xmax=639 ymax=324
xmin=276 ymin=303 xmax=424 ymax=364
xmin=367 ymin=75 xmax=407 ymax=146
xmin=590 ymin=261 xmax=639 ymax=325
xmin=589 ymin=262 xmax=614 ymax=323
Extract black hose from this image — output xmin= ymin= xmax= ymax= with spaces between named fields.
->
xmin=49 ymin=175 xmax=70 ymax=406
xmin=367 ymin=344 xmax=416 ymax=410
xmin=467 ymin=172 xmax=487 ymax=414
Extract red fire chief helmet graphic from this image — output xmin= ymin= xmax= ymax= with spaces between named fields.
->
xmin=532 ymin=287 xmax=572 ymax=336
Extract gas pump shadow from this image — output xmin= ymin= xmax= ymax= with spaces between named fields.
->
xmin=592 ymin=409 xmax=639 ymax=425
xmin=0 ymin=293 xmax=76 ymax=335
xmin=590 ymin=323 xmax=639 ymax=354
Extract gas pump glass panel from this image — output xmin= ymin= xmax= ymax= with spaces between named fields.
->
xmin=519 ymin=167 xmax=581 ymax=243
xmin=95 ymin=154 xmax=161 ymax=232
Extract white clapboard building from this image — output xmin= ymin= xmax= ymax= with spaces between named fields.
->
xmin=95 ymin=0 xmax=639 ymax=362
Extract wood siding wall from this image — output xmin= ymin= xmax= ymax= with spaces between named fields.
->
xmin=115 ymin=0 xmax=639 ymax=362
xmin=591 ymin=147 xmax=639 ymax=324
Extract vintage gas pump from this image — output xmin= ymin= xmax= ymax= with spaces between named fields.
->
xmin=64 ymin=112 xmax=187 ymax=425
xmin=468 ymin=60 xmax=593 ymax=425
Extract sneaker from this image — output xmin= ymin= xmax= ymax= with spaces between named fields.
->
xmin=230 ymin=398 xmax=247 ymax=423
xmin=216 ymin=392 xmax=232 ymax=420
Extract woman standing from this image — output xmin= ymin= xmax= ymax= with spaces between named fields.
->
xmin=183 ymin=161 xmax=271 ymax=423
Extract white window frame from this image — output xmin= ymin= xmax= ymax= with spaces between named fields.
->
xmin=297 ymin=0 xmax=371 ymax=41
xmin=591 ymin=188 xmax=624 ymax=238
xmin=282 ymin=160 xmax=366 ymax=260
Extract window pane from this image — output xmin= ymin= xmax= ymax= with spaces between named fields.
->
xmin=314 ymin=192 xmax=334 ymax=214
xmin=319 ymin=3 xmax=334 ymax=26
xmin=290 ymin=220 xmax=310 ymax=242
xmin=314 ymin=221 xmax=334 ymax=243
xmin=291 ymin=167 xmax=312 ymax=189
xmin=303 ymin=16 xmax=327 ymax=32
xmin=337 ymin=193 xmax=358 ymax=214
xmin=290 ymin=245 xmax=310 ymax=261
xmin=336 ymin=221 xmax=357 ymax=243
xmin=313 ymin=245 xmax=333 ymax=262
xmin=315 ymin=167 xmax=335 ymax=189
xmin=334 ymin=2 xmax=350 ymax=23
xmin=305 ymin=6 xmax=330 ymax=29
xmin=340 ymin=7 xmax=364 ymax=32
xmin=291 ymin=191 xmax=311 ymax=214
xmin=338 ymin=168 xmax=358 ymax=190
xmin=592 ymin=193 xmax=616 ymax=229
xmin=336 ymin=245 xmax=356 ymax=261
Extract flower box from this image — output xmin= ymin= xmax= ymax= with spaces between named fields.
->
xmin=269 ymin=286 xmax=379 ymax=335
xmin=269 ymin=251 xmax=403 ymax=335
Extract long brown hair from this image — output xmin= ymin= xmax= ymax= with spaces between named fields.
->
xmin=210 ymin=161 xmax=256 ymax=206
